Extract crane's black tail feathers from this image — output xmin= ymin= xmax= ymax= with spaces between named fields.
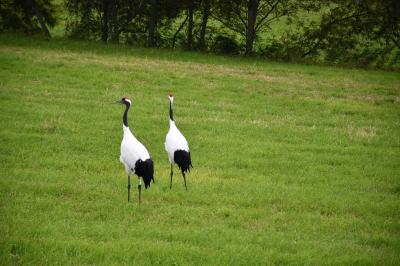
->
xmin=174 ymin=150 xmax=192 ymax=174
xmin=134 ymin=159 xmax=154 ymax=189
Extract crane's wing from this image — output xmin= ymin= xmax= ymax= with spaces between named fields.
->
xmin=120 ymin=127 xmax=150 ymax=173
xmin=165 ymin=127 xmax=189 ymax=163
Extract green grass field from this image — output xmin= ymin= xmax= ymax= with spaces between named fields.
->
xmin=1 ymin=34 xmax=399 ymax=265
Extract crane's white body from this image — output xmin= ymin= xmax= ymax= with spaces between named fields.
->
xmin=165 ymin=120 xmax=189 ymax=163
xmin=164 ymin=94 xmax=192 ymax=190
xmin=116 ymin=97 xmax=153 ymax=203
xmin=120 ymin=125 xmax=150 ymax=174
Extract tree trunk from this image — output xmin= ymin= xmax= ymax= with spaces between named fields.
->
xmin=186 ymin=4 xmax=194 ymax=50
xmin=245 ymin=0 xmax=258 ymax=55
xmin=101 ymin=0 xmax=109 ymax=42
xmin=30 ymin=0 xmax=51 ymax=38
xmin=109 ymin=0 xmax=119 ymax=43
xmin=112 ymin=1 xmax=142 ymax=43
xmin=198 ymin=0 xmax=211 ymax=50
xmin=172 ymin=14 xmax=189 ymax=48
xmin=147 ymin=0 xmax=157 ymax=47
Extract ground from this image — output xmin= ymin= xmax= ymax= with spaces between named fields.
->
xmin=0 ymin=34 xmax=399 ymax=265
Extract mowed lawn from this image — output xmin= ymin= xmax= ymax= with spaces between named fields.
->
xmin=0 ymin=34 xmax=399 ymax=265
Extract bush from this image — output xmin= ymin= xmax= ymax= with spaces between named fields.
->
xmin=211 ymin=35 xmax=240 ymax=55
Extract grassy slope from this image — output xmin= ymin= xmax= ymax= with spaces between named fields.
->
xmin=0 ymin=34 xmax=399 ymax=265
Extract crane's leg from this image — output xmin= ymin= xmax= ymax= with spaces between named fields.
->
xmin=182 ymin=172 xmax=187 ymax=191
xmin=170 ymin=164 xmax=174 ymax=189
xmin=127 ymin=175 xmax=131 ymax=202
xmin=138 ymin=177 xmax=142 ymax=204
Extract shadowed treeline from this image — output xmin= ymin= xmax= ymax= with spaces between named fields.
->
xmin=1 ymin=0 xmax=399 ymax=68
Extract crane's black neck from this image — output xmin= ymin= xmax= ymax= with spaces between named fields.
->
xmin=123 ymin=103 xmax=130 ymax=127
xmin=169 ymin=101 xmax=174 ymax=121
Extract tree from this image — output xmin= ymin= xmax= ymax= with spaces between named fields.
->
xmin=360 ymin=0 xmax=400 ymax=49
xmin=66 ymin=0 xmax=101 ymax=39
xmin=186 ymin=1 xmax=194 ymax=49
xmin=198 ymin=0 xmax=211 ymax=50
xmin=295 ymin=0 xmax=400 ymax=58
xmin=145 ymin=0 xmax=182 ymax=47
xmin=169 ymin=0 xmax=202 ymax=50
xmin=147 ymin=0 xmax=157 ymax=46
xmin=66 ymin=0 xmax=146 ymax=43
xmin=213 ymin=0 xmax=297 ymax=55
xmin=172 ymin=14 xmax=188 ymax=48
xmin=0 ymin=0 xmax=56 ymax=38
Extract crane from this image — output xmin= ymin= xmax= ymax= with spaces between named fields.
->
xmin=116 ymin=97 xmax=154 ymax=203
xmin=165 ymin=93 xmax=192 ymax=190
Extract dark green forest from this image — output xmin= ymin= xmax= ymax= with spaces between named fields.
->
xmin=1 ymin=0 xmax=399 ymax=68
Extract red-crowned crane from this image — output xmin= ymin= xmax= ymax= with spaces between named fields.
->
xmin=116 ymin=97 xmax=154 ymax=203
xmin=165 ymin=93 xmax=192 ymax=190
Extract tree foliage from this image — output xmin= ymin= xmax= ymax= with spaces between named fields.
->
xmin=0 ymin=0 xmax=56 ymax=37
xmin=1 ymin=0 xmax=398 ymax=67
xmin=213 ymin=0 xmax=300 ymax=55
xmin=279 ymin=0 xmax=400 ymax=66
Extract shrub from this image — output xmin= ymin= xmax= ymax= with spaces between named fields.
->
xmin=211 ymin=35 xmax=240 ymax=55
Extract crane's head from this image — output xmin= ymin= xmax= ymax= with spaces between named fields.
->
xmin=168 ymin=93 xmax=173 ymax=103
xmin=116 ymin=97 xmax=131 ymax=106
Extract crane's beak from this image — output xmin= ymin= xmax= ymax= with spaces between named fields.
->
xmin=115 ymin=100 xmax=122 ymax=104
